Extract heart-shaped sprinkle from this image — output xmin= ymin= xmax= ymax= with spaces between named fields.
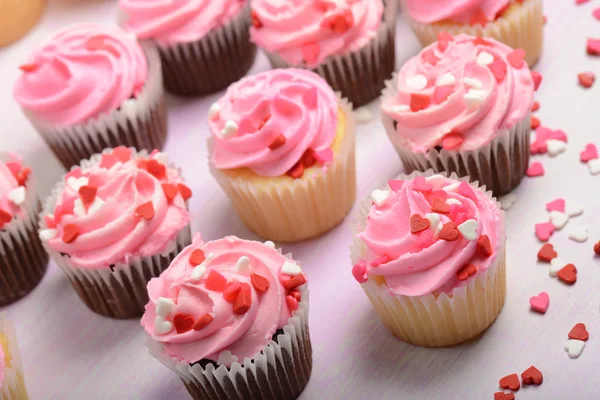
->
xmin=499 ymin=194 xmax=517 ymax=210
xmin=250 ymin=273 xmax=270 ymax=293
xmin=154 ymin=316 xmax=174 ymax=335
xmin=530 ymin=139 xmax=547 ymax=155
xmin=177 ymin=183 xmax=192 ymax=201
xmin=217 ymin=350 xmax=238 ymax=366
xmin=251 ymin=9 xmax=262 ymax=28
xmin=565 ymin=201 xmax=583 ymax=217
xmin=425 ymin=174 xmax=446 ymax=188
xmin=193 ymin=313 xmax=213 ymax=331
xmin=413 ymin=176 xmax=433 ymax=193
xmin=8 ymin=187 xmax=26 ymax=206
xmin=549 ymin=211 xmax=569 ymax=230
xmin=587 ymin=38 xmax=600 ymax=55
xmin=488 ymin=60 xmax=507 ymax=82
xmin=588 ymin=158 xmax=600 ymax=175
xmin=521 ymin=365 xmax=543 ymax=385
xmin=476 ymin=51 xmax=494 ymax=65
xmin=463 ymin=88 xmax=487 ymax=110
xmin=441 ymin=133 xmax=463 ymax=150
xmin=434 ymin=86 xmax=453 ymax=104
xmin=410 ymin=214 xmax=430 ymax=234
xmin=406 ymin=74 xmax=428 ymax=90
xmin=546 ymin=198 xmax=565 ymax=213
xmin=532 ymin=101 xmax=540 ymax=112
xmin=19 ymin=63 xmax=38 ymax=73
xmin=388 ymin=179 xmax=405 ymax=192
xmin=301 ymin=42 xmax=320 ymax=64
xmin=78 ymin=185 xmax=97 ymax=205
xmin=410 ymin=93 xmax=430 ymax=112
xmin=208 ymin=103 xmax=220 ymax=120
xmin=146 ymin=159 xmax=166 ymax=179
xmin=499 ymin=373 xmax=520 ymax=391
xmin=494 ymin=392 xmax=515 ymax=400
xmin=135 ymin=201 xmax=154 ymax=220
xmin=62 ymin=224 xmax=80 ymax=243
xmin=280 ymin=261 xmax=302 ymax=278
xmin=507 ymin=48 xmax=526 ymax=68
xmin=546 ymin=139 xmax=567 ymax=157
xmin=437 ymin=72 xmax=456 ymax=86
xmin=532 ymin=71 xmax=542 ymax=91
xmin=594 ymin=241 xmax=600 ymax=256
xmin=205 ymin=270 xmax=228 ymax=291
xmin=67 ymin=176 xmax=89 ymax=192
xmin=531 ymin=116 xmax=540 ymax=129
xmin=155 ymin=297 xmax=176 ymax=319
xmin=456 ymin=263 xmax=477 ymax=281
xmin=469 ymin=8 xmax=488 ymax=26
xmin=284 ymin=273 xmax=307 ymax=291
xmin=189 ymin=249 xmax=206 ymax=267
xmin=286 ymin=295 xmax=299 ymax=311
xmin=537 ymin=243 xmax=557 ymax=262
xmin=173 ymin=314 xmax=195 ymax=334
xmin=39 ymin=228 xmax=57 ymax=241
xmin=457 ymin=182 xmax=476 ymax=200
xmin=580 ymin=143 xmax=598 ymax=162
xmin=550 ymin=257 xmax=567 ymax=277
xmin=220 ymin=120 xmax=239 ymax=139
xmin=223 ymin=282 xmax=242 ymax=302
xmin=439 ymin=222 xmax=460 ymax=241
xmin=457 ymin=219 xmax=478 ymax=241
xmin=529 ymin=292 xmax=550 ymax=314
xmin=477 ymin=234 xmax=493 ymax=257
xmin=268 ymin=134 xmax=287 ymax=150
xmin=161 ymin=183 xmax=178 ymax=202
xmin=236 ymin=256 xmax=252 ymax=274
xmin=424 ymin=213 xmax=441 ymax=233
xmin=473 ymin=36 xmax=491 ymax=46
xmin=557 ymin=264 xmax=577 ymax=284
xmin=568 ymin=226 xmax=588 ymax=243
xmin=431 ymin=196 xmax=450 ymax=214
xmin=352 ymin=260 xmax=368 ymax=284
xmin=568 ymin=323 xmax=589 ymax=341
xmin=565 ymin=339 xmax=585 ymax=358
xmin=371 ymin=189 xmax=390 ymax=207
xmin=463 ymin=77 xmax=483 ymax=89
xmin=114 ymin=147 xmax=132 ymax=163
xmin=535 ymin=221 xmax=555 ymax=242
xmin=423 ymin=48 xmax=440 ymax=65
xmin=233 ymin=284 xmax=252 ymax=315
xmin=578 ymin=72 xmax=595 ymax=88
xmin=287 ymin=160 xmax=304 ymax=179
xmin=527 ymin=162 xmax=545 ymax=177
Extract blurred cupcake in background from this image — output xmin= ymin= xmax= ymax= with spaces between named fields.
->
xmin=0 ymin=315 xmax=29 ymax=399
xmin=119 ymin=0 xmax=257 ymax=96
xmin=0 ymin=0 xmax=45 ymax=47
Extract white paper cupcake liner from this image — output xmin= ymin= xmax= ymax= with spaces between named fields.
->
xmin=264 ymin=0 xmax=397 ymax=107
xmin=209 ymin=96 xmax=356 ymax=242
xmin=147 ymin=282 xmax=311 ymax=400
xmin=381 ymin=73 xmax=531 ymax=196
xmin=350 ymin=170 xmax=507 ymax=347
xmin=22 ymin=42 xmax=166 ymax=170
xmin=38 ymin=148 xmax=192 ymax=319
xmin=0 ymin=315 xmax=28 ymax=400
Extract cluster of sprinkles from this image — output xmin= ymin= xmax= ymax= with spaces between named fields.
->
xmin=496 ymin=365 xmax=543 ymax=399
xmin=0 ymin=160 xmax=31 ymax=229
xmin=534 ymin=198 xmax=585 ymax=244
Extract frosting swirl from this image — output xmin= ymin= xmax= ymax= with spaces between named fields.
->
xmin=405 ymin=0 xmax=511 ymax=24
xmin=382 ymin=34 xmax=534 ymax=152
xmin=13 ymin=24 xmax=148 ymax=126
xmin=210 ymin=69 xmax=338 ymax=177
xmin=42 ymin=148 xmax=190 ymax=269
xmin=354 ymin=175 xmax=502 ymax=297
xmin=119 ymin=0 xmax=245 ymax=45
xmin=250 ymin=0 xmax=384 ymax=67
xmin=0 ymin=155 xmax=31 ymax=227
xmin=141 ymin=235 xmax=306 ymax=365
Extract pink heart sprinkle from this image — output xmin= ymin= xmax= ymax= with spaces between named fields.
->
xmin=580 ymin=143 xmax=599 ymax=162
xmin=458 ymin=182 xmax=476 ymax=201
xmin=455 ymin=212 xmax=469 ymax=226
xmin=535 ymin=221 xmax=555 ymax=242
xmin=302 ymin=87 xmax=318 ymax=108
xmin=301 ymin=42 xmax=320 ymax=64
xmin=413 ymin=176 xmax=433 ymax=193
xmin=507 ymin=49 xmax=526 ymax=69
xmin=546 ymin=198 xmax=566 ymax=213
xmin=587 ymin=38 xmax=600 ymax=55
xmin=422 ymin=48 xmax=440 ymax=65
xmin=314 ymin=148 xmax=333 ymax=164
xmin=434 ymin=86 xmax=453 ymax=104
xmin=529 ymin=292 xmax=550 ymax=314
xmin=488 ymin=60 xmax=507 ymax=82
xmin=577 ymin=0 xmax=591 ymax=4
xmin=548 ymin=129 xmax=568 ymax=142
xmin=351 ymin=260 xmax=368 ymax=284
xmin=527 ymin=162 xmax=545 ymax=177
xmin=531 ymin=71 xmax=542 ymax=91
xmin=530 ymin=140 xmax=548 ymax=155
xmin=388 ymin=180 xmax=405 ymax=192
xmin=593 ymin=7 xmax=600 ymax=20
xmin=449 ymin=204 xmax=466 ymax=221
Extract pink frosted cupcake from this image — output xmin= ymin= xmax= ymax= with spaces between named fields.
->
xmin=381 ymin=33 xmax=536 ymax=196
xmin=0 ymin=154 xmax=48 ymax=306
xmin=14 ymin=24 xmax=166 ymax=169
xmin=0 ymin=315 xmax=29 ymax=399
xmin=119 ymin=0 xmax=257 ymax=96
xmin=142 ymin=235 xmax=311 ymax=400
xmin=38 ymin=147 xmax=192 ymax=319
xmin=250 ymin=0 xmax=397 ymax=107
xmin=351 ymin=172 xmax=506 ymax=347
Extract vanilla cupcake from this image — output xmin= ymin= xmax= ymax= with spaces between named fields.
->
xmin=0 ymin=0 xmax=44 ymax=47
xmin=0 ymin=316 xmax=28 ymax=399
xmin=351 ymin=172 xmax=506 ymax=347
xmin=404 ymin=0 xmax=543 ymax=66
xmin=39 ymin=147 xmax=192 ymax=319
xmin=143 ymin=235 xmax=311 ymax=400
xmin=209 ymin=69 xmax=356 ymax=242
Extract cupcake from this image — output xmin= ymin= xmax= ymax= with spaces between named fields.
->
xmin=404 ymin=0 xmax=543 ymax=67
xmin=119 ymin=0 xmax=257 ymax=96
xmin=209 ymin=69 xmax=356 ymax=242
xmin=142 ymin=235 xmax=311 ymax=400
xmin=0 ymin=316 xmax=28 ymax=399
xmin=351 ymin=172 xmax=506 ymax=347
xmin=250 ymin=0 xmax=397 ymax=107
xmin=381 ymin=33 xmax=536 ymax=196
xmin=38 ymin=147 xmax=192 ymax=319
xmin=13 ymin=24 xmax=166 ymax=170
xmin=0 ymin=154 xmax=48 ymax=307
xmin=0 ymin=0 xmax=44 ymax=47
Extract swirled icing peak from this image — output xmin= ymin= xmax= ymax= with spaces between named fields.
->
xmin=40 ymin=148 xmax=191 ymax=269
xmin=210 ymin=69 xmax=338 ymax=178
xmin=141 ymin=235 xmax=307 ymax=366
xmin=405 ymin=0 xmax=513 ymax=25
xmin=119 ymin=0 xmax=245 ymax=44
xmin=13 ymin=24 xmax=148 ymax=126
xmin=0 ymin=155 xmax=31 ymax=228
xmin=353 ymin=175 xmax=502 ymax=297
xmin=250 ymin=0 xmax=384 ymax=67
xmin=382 ymin=33 xmax=535 ymax=153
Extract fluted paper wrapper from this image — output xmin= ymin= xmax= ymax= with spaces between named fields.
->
xmin=381 ymin=74 xmax=531 ymax=196
xmin=0 ymin=316 xmax=28 ymax=400
xmin=39 ymin=149 xmax=192 ymax=319
xmin=406 ymin=0 xmax=543 ymax=67
xmin=22 ymin=43 xmax=167 ymax=170
xmin=0 ymin=156 xmax=48 ymax=307
xmin=350 ymin=170 xmax=506 ymax=347
xmin=155 ymin=4 xmax=256 ymax=96
xmin=264 ymin=0 xmax=397 ymax=107
xmin=147 ymin=285 xmax=312 ymax=400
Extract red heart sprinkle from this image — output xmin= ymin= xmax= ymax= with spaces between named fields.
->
xmin=477 ymin=234 xmax=493 ymax=257
xmin=526 ymin=162 xmax=545 ymax=177
xmin=205 ymin=270 xmax=227 ymax=292
xmin=488 ymin=60 xmax=508 ymax=82
xmin=441 ymin=133 xmax=463 ymax=150
xmin=531 ymin=116 xmax=540 ymax=129
xmin=531 ymin=71 xmax=542 ymax=91
xmin=303 ymin=149 xmax=317 ymax=168
xmin=286 ymin=295 xmax=299 ymax=311
xmin=535 ymin=221 xmax=554 ymax=242
xmin=268 ymin=134 xmax=286 ymax=150
xmin=578 ymin=72 xmax=595 ymax=88
xmin=439 ymin=222 xmax=460 ymax=241
xmin=537 ymin=243 xmax=557 ymax=262
xmin=494 ymin=392 xmax=515 ymax=400
xmin=287 ymin=160 xmax=305 ymax=179
xmin=177 ymin=183 xmax=192 ymax=201
xmin=284 ymin=273 xmax=307 ymax=291
xmin=290 ymin=289 xmax=301 ymax=302
xmin=14 ymin=167 xmax=30 ymax=187
xmin=437 ymin=39 xmax=449 ymax=52
xmin=251 ymin=10 xmax=262 ymax=28
xmin=469 ymin=8 xmax=488 ymax=26
xmin=223 ymin=282 xmax=242 ymax=302
xmin=192 ymin=313 xmax=213 ymax=331
xmin=410 ymin=93 xmax=430 ymax=112
xmin=78 ymin=185 xmax=97 ymax=205
xmin=594 ymin=241 xmax=600 ymax=256
xmin=532 ymin=101 xmax=540 ymax=112
xmin=19 ymin=63 xmax=39 ymax=73
xmin=568 ymin=323 xmax=589 ymax=341
xmin=586 ymin=38 xmax=600 ymax=55
xmin=5 ymin=161 xmax=21 ymax=177
xmin=44 ymin=215 xmax=56 ymax=229
xmin=135 ymin=201 xmax=154 ymax=220
xmin=162 ymin=183 xmax=178 ymax=202
xmin=250 ymin=273 xmax=270 ymax=293
xmin=507 ymin=49 xmax=526 ymax=69
xmin=580 ymin=143 xmax=599 ymax=162
xmin=410 ymin=214 xmax=430 ymax=234
xmin=557 ymin=264 xmax=577 ymax=285
xmin=499 ymin=373 xmax=520 ymax=391
xmin=113 ymin=147 xmax=132 ymax=163
xmin=189 ymin=249 xmax=206 ymax=267
xmin=62 ymin=224 xmax=80 ymax=243
xmin=430 ymin=196 xmax=450 ymax=214
xmin=456 ymin=263 xmax=477 ymax=281
xmin=301 ymin=42 xmax=320 ymax=64
xmin=521 ymin=365 xmax=543 ymax=385
xmin=173 ymin=314 xmax=194 ymax=334
xmin=233 ymin=284 xmax=252 ymax=315
xmin=146 ymin=159 xmax=166 ymax=179
xmin=434 ymin=85 xmax=453 ymax=104
xmin=413 ymin=176 xmax=433 ymax=193
xmin=0 ymin=209 xmax=12 ymax=228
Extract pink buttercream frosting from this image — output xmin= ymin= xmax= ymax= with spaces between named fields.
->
xmin=250 ymin=0 xmax=384 ymax=67
xmin=382 ymin=34 xmax=534 ymax=152
xmin=119 ymin=0 xmax=245 ymax=45
xmin=141 ymin=235 xmax=304 ymax=366
xmin=13 ymin=24 xmax=148 ymax=126
xmin=0 ymin=155 xmax=30 ymax=226
xmin=44 ymin=148 xmax=190 ymax=269
xmin=405 ymin=0 xmax=511 ymax=24
xmin=210 ymin=69 xmax=338 ymax=177
xmin=354 ymin=175 xmax=502 ymax=297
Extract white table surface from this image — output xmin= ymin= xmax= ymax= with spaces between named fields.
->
xmin=2 ymin=1 xmax=600 ymax=399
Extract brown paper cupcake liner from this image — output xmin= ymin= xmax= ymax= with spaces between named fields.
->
xmin=0 ymin=315 xmax=29 ymax=400
xmin=264 ymin=0 xmax=397 ymax=107
xmin=156 ymin=4 xmax=257 ymax=96
xmin=22 ymin=43 xmax=167 ymax=170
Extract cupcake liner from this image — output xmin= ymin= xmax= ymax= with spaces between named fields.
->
xmin=264 ymin=0 xmax=398 ymax=107
xmin=350 ymin=170 xmax=507 ymax=347
xmin=147 ymin=284 xmax=311 ymax=400
xmin=0 ymin=0 xmax=45 ymax=47
xmin=0 ymin=157 xmax=48 ymax=307
xmin=381 ymin=74 xmax=531 ymax=196
xmin=405 ymin=0 xmax=543 ymax=67
xmin=209 ymin=96 xmax=356 ymax=243
xmin=22 ymin=43 xmax=167 ymax=170
xmin=155 ymin=4 xmax=257 ymax=96
xmin=39 ymin=148 xmax=192 ymax=319
xmin=0 ymin=315 xmax=29 ymax=400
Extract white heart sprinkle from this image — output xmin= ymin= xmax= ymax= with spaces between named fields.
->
xmin=568 ymin=225 xmax=588 ymax=243
xmin=424 ymin=213 xmax=440 ymax=233
xmin=457 ymin=219 xmax=479 ymax=241
xmin=371 ymin=189 xmax=390 ymax=207
xmin=236 ymin=256 xmax=252 ymax=274
xmin=120 ymin=99 xmax=137 ymax=117
xmin=549 ymin=211 xmax=569 ymax=230
xmin=354 ymin=107 xmax=373 ymax=123
xmin=446 ymin=198 xmax=462 ymax=206
xmin=391 ymin=105 xmax=410 ymax=114
xmin=549 ymin=257 xmax=567 ymax=277
xmin=154 ymin=316 xmax=174 ymax=335
xmin=463 ymin=89 xmax=487 ymax=110
xmin=66 ymin=176 xmax=89 ymax=191
xmin=499 ymin=194 xmax=517 ymax=210
xmin=217 ymin=350 xmax=238 ymax=366
xmin=425 ymin=174 xmax=446 ymax=189
xmin=476 ymin=51 xmax=494 ymax=66
xmin=406 ymin=74 xmax=427 ymax=90
xmin=226 ymin=236 xmax=236 ymax=244
xmin=220 ymin=120 xmax=238 ymax=139
xmin=546 ymin=139 xmax=567 ymax=157
xmin=565 ymin=339 xmax=585 ymax=358
xmin=462 ymin=77 xmax=483 ymax=89
xmin=73 ymin=198 xmax=86 ymax=217
xmin=442 ymin=182 xmax=461 ymax=193
xmin=208 ymin=103 xmax=220 ymax=121
xmin=588 ymin=159 xmax=600 ymax=175
xmin=87 ymin=197 xmax=105 ymax=215
xmin=8 ymin=187 xmax=26 ymax=206
xmin=281 ymin=260 xmax=302 ymax=276
xmin=565 ymin=201 xmax=583 ymax=217
xmin=152 ymin=152 xmax=169 ymax=165
xmin=39 ymin=228 xmax=57 ymax=241
xmin=437 ymin=72 xmax=456 ymax=87
xmin=264 ymin=241 xmax=276 ymax=249
xmin=190 ymin=252 xmax=214 ymax=281
xmin=155 ymin=297 xmax=176 ymax=319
